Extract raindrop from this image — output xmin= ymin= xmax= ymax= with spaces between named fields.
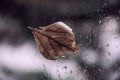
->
xmin=105 ymin=10 xmax=108 ymax=13
xmin=95 ymin=33 xmax=97 ymax=37
xmin=98 ymin=68 xmax=104 ymax=73
xmin=108 ymin=52 xmax=111 ymax=56
xmin=43 ymin=64 xmax=45 ymax=67
xmin=101 ymin=2 xmax=107 ymax=8
xmin=68 ymin=56 xmax=73 ymax=59
xmin=43 ymin=64 xmax=46 ymax=71
xmin=103 ymin=26 xmax=105 ymax=29
xmin=44 ymin=68 xmax=46 ymax=71
xmin=61 ymin=55 xmax=66 ymax=58
xmin=57 ymin=70 xmax=59 ymax=72
xmin=83 ymin=69 xmax=87 ymax=72
xmin=79 ymin=35 xmax=82 ymax=38
xmin=86 ymin=36 xmax=89 ymax=39
xmin=79 ymin=44 xmax=82 ymax=47
xmin=103 ymin=13 xmax=106 ymax=16
xmin=118 ymin=10 xmax=120 ymax=14
xmin=58 ymin=74 xmax=60 ymax=77
xmin=74 ymin=32 xmax=77 ymax=35
xmin=114 ymin=35 xmax=118 ymax=38
xmin=70 ymin=70 xmax=73 ymax=74
xmin=99 ymin=15 xmax=102 ymax=18
xmin=63 ymin=66 xmax=67 ymax=69
xmin=93 ymin=29 xmax=96 ymax=34
xmin=117 ymin=17 xmax=120 ymax=21
xmin=99 ymin=20 xmax=102 ymax=24
xmin=89 ymin=38 xmax=92 ymax=43
xmin=106 ymin=44 xmax=109 ymax=46
xmin=97 ymin=9 xmax=100 ymax=12
xmin=104 ymin=2 xmax=107 ymax=7
xmin=78 ymin=66 xmax=81 ymax=69
xmin=106 ymin=17 xmax=111 ymax=22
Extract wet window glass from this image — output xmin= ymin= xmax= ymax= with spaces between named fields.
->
xmin=0 ymin=0 xmax=120 ymax=80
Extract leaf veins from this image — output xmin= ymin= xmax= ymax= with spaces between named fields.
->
xmin=28 ymin=22 xmax=79 ymax=60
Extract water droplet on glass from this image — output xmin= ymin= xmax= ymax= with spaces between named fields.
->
xmin=79 ymin=35 xmax=82 ymax=38
xmin=106 ymin=44 xmax=109 ymax=46
xmin=99 ymin=15 xmax=102 ymax=18
xmin=83 ymin=69 xmax=87 ymax=72
xmin=58 ymin=74 xmax=60 ymax=77
xmin=79 ymin=44 xmax=82 ymax=47
xmin=78 ymin=66 xmax=81 ymax=69
xmin=93 ymin=29 xmax=96 ymax=34
xmin=44 ymin=68 xmax=46 ymax=71
xmin=103 ymin=13 xmax=106 ymax=16
xmin=68 ymin=56 xmax=72 ymax=59
xmin=105 ymin=9 xmax=108 ymax=12
xmin=98 ymin=68 xmax=104 ymax=73
xmin=117 ymin=17 xmax=120 ymax=21
xmin=70 ymin=70 xmax=73 ymax=74
xmin=74 ymin=32 xmax=77 ymax=34
xmin=103 ymin=26 xmax=105 ymax=29
xmin=89 ymin=38 xmax=92 ymax=43
xmin=114 ymin=35 xmax=118 ymax=38
xmin=42 ymin=64 xmax=46 ymax=71
xmin=61 ymin=55 xmax=66 ymax=58
xmin=94 ymin=33 xmax=97 ymax=37
xmin=104 ymin=2 xmax=107 ymax=6
xmin=107 ymin=17 xmax=111 ymax=22
xmin=97 ymin=9 xmax=100 ymax=12
xmin=108 ymin=52 xmax=111 ymax=56
xmin=63 ymin=66 xmax=67 ymax=69
xmin=118 ymin=10 xmax=120 ymax=14
xmin=57 ymin=70 xmax=59 ymax=72
xmin=86 ymin=36 xmax=89 ymax=39
xmin=99 ymin=20 xmax=102 ymax=24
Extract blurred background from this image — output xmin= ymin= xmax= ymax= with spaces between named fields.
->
xmin=0 ymin=0 xmax=120 ymax=80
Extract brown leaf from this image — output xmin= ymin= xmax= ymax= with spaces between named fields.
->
xmin=28 ymin=22 xmax=79 ymax=60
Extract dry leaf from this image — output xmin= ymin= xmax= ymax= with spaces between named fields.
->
xmin=28 ymin=22 xmax=79 ymax=60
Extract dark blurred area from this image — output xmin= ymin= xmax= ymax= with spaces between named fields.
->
xmin=0 ymin=0 xmax=120 ymax=45
xmin=0 ymin=0 xmax=120 ymax=80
